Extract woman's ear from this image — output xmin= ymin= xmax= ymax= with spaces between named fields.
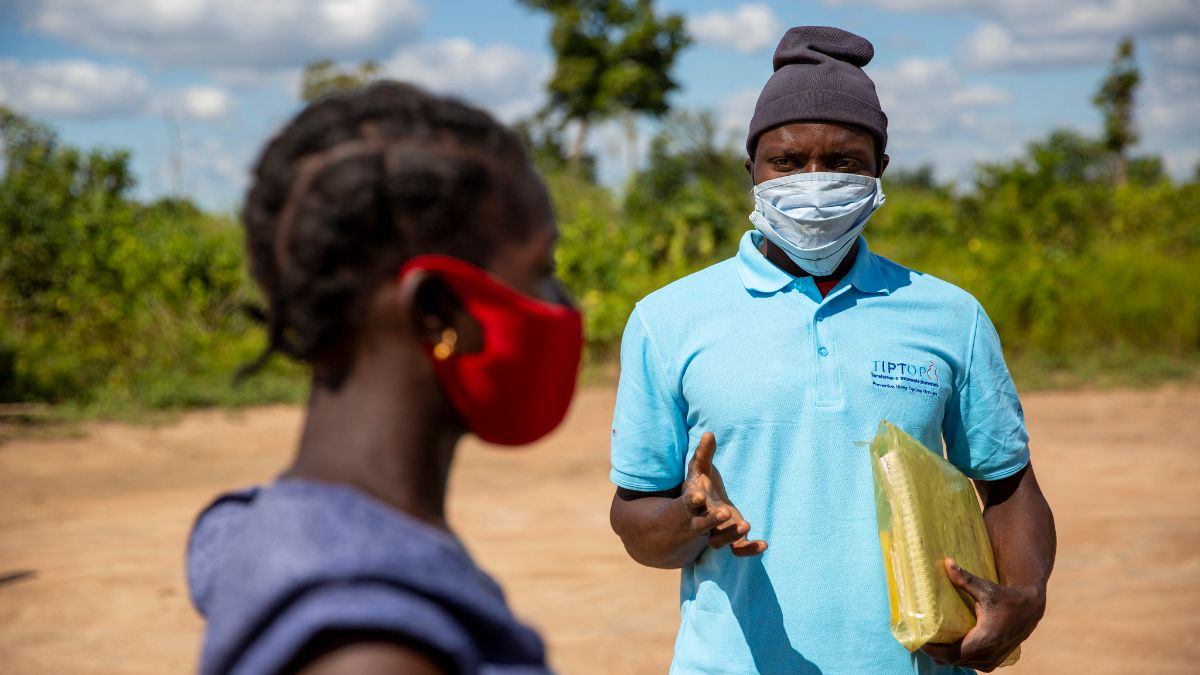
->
xmin=396 ymin=271 xmax=483 ymax=356
xmin=395 ymin=270 xmax=452 ymax=347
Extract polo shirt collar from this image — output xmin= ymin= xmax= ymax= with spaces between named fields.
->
xmin=842 ymin=236 xmax=891 ymax=295
xmin=735 ymin=230 xmax=891 ymax=296
xmin=735 ymin=230 xmax=794 ymax=294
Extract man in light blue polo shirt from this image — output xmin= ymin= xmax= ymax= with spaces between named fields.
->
xmin=608 ymin=27 xmax=1056 ymax=674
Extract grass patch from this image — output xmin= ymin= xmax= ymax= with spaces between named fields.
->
xmin=1008 ymin=351 xmax=1200 ymax=391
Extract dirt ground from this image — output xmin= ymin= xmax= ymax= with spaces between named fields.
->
xmin=1 ymin=384 xmax=1198 ymax=674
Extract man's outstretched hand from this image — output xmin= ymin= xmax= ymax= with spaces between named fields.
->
xmin=681 ymin=432 xmax=767 ymax=557
xmin=920 ymin=558 xmax=1043 ymax=672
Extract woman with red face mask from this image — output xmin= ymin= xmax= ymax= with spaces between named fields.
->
xmin=186 ymin=82 xmax=582 ymax=675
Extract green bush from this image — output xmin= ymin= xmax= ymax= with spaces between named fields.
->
xmin=0 ymin=108 xmax=304 ymax=411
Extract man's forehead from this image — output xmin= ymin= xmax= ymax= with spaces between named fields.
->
xmin=759 ymin=122 xmax=875 ymax=151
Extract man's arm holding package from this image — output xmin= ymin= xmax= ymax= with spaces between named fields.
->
xmin=926 ymin=304 xmax=1056 ymax=670
xmin=923 ymin=462 xmax=1056 ymax=671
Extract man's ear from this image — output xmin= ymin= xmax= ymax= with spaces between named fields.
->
xmin=878 ymin=153 xmax=890 ymax=179
xmin=744 ymin=157 xmax=755 ymax=183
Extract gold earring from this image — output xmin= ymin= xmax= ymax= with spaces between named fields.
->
xmin=432 ymin=327 xmax=458 ymax=361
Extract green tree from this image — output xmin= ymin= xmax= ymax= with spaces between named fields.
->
xmin=1092 ymin=37 xmax=1140 ymax=186
xmin=518 ymin=0 xmax=690 ymax=163
xmin=1126 ymin=155 xmax=1165 ymax=185
xmin=966 ymin=129 xmax=1111 ymax=252
xmin=884 ymin=164 xmax=946 ymax=193
xmin=301 ymin=59 xmax=381 ymax=103
xmin=623 ymin=109 xmax=749 ymax=252
xmin=514 ymin=111 xmax=597 ymax=180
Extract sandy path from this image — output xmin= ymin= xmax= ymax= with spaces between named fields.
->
xmin=1 ymin=385 xmax=1198 ymax=674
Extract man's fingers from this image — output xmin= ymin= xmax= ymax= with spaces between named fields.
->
xmin=689 ymin=507 xmax=730 ymax=534
xmin=944 ymin=558 xmax=998 ymax=605
xmin=688 ymin=432 xmax=717 ymax=477
xmin=958 ymin=628 xmax=1001 ymax=665
xmin=730 ymin=539 xmax=767 ymax=557
xmin=707 ymin=520 xmax=750 ymax=549
xmin=683 ymin=489 xmax=708 ymax=514
xmin=921 ymin=641 xmax=962 ymax=665
xmin=689 ymin=513 xmax=720 ymax=534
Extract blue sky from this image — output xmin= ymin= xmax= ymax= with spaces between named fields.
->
xmin=2 ymin=1 xmax=1197 ymax=210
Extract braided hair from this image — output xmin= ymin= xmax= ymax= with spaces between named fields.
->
xmin=239 ymin=82 xmax=531 ymax=386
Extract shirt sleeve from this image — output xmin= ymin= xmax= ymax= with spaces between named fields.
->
xmin=942 ymin=303 xmax=1030 ymax=481
xmin=609 ymin=305 xmax=690 ymax=492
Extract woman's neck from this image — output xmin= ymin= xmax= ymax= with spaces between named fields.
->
xmin=281 ymin=347 xmax=461 ymax=531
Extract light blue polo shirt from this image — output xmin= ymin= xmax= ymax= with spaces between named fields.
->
xmin=610 ymin=231 xmax=1029 ymax=674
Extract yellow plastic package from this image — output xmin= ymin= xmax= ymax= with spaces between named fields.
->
xmin=869 ymin=420 xmax=1020 ymax=665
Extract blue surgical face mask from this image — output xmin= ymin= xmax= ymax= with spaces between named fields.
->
xmin=749 ymin=171 xmax=886 ymax=277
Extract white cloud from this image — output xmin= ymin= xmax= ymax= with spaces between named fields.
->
xmin=157 ymin=133 xmax=250 ymax=210
xmin=825 ymin=1 xmax=1200 ymax=69
xmin=945 ymin=84 xmax=1013 ymax=107
xmin=1139 ymin=33 xmax=1200 ymax=177
xmin=587 ymin=118 xmax=636 ymax=179
xmin=826 ymin=0 xmax=1199 ymax=35
xmin=188 ymin=136 xmax=247 ymax=206
xmin=717 ymin=87 xmax=762 ymax=148
xmin=689 ymin=4 xmax=782 ymax=54
xmin=207 ymin=66 xmax=297 ymax=92
xmin=178 ymin=86 xmax=235 ymax=120
xmin=21 ymin=0 xmax=426 ymax=70
xmin=876 ymin=59 xmax=966 ymax=136
xmin=825 ymin=0 xmax=1200 ymax=178
xmin=870 ymin=57 xmax=1021 ymax=176
xmin=962 ymin=22 xmax=1113 ymax=69
xmin=824 ymin=0 xmax=985 ymax=9
xmin=1144 ymin=91 xmax=1200 ymax=131
xmin=881 ymin=57 xmax=958 ymax=89
xmin=383 ymin=39 xmax=548 ymax=122
xmin=0 ymin=59 xmax=150 ymax=118
xmin=1153 ymin=32 xmax=1200 ymax=71
xmin=0 ymin=58 xmax=242 ymax=125
xmin=1020 ymin=0 xmax=1199 ymax=39
xmin=152 ymin=85 xmax=236 ymax=121
xmin=0 ymin=57 xmax=243 ymax=131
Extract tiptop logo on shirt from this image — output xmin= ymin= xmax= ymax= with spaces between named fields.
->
xmin=871 ymin=359 xmax=940 ymax=398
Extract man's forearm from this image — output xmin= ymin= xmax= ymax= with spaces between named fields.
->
xmin=610 ymin=489 xmax=708 ymax=569
xmin=979 ymin=463 xmax=1056 ymax=604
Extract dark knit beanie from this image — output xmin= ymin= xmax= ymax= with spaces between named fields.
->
xmin=746 ymin=26 xmax=888 ymax=157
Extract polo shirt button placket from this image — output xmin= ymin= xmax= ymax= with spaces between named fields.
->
xmin=812 ymin=309 xmax=844 ymax=408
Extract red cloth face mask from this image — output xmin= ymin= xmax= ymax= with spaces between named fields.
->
xmin=400 ymin=255 xmax=584 ymax=446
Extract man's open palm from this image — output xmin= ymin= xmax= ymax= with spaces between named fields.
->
xmin=682 ymin=432 xmax=768 ymax=556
